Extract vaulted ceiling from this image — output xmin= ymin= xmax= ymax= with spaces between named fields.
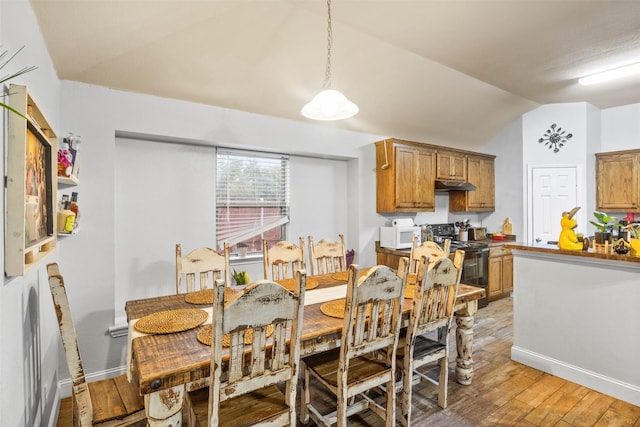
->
xmin=30 ymin=0 xmax=640 ymax=150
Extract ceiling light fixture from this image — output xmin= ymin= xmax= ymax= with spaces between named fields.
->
xmin=301 ymin=0 xmax=358 ymax=121
xmin=578 ymin=62 xmax=640 ymax=86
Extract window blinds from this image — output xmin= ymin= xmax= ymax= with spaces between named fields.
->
xmin=216 ymin=148 xmax=290 ymax=251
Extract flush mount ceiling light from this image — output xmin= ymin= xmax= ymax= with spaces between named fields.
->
xmin=301 ymin=0 xmax=358 ymax=121
xmin=578 ymin=62 xmax=640 ymax=86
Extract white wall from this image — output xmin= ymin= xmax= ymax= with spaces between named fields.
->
xmin=5 ymin=1 xmax=640 ymax=425
xmin=1 ymin=1 xmax=63 ymax=426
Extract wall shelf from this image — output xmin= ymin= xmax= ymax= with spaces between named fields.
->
xmin=57 ymin=174 xmax=79 ymax=186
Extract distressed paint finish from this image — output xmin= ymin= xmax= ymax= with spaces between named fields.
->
xmin=455 ymin=301 xmax=478 ymax=385
xmin=186 ymin=271 xmax=306 ymax=426
xmin=400 ymin=236 xmax=452 ymax=285
xmin=47 ymin=263 xmax=145 ymax=426
xmin=301 ymin=264 xmax=408 ymax=427
xmin=399 ymin=252 xmax=463 ymax=427
xmin=126 ymin=272 xmax=485 ymax=425
xmin=262 ymin=238 xmax=306 ymax=280
xmin=145 ymin=385 xmax=184 ymax=426
xmin=308 ymin=234 xmax=347 ymax=275
xmin=176 ymin=243 xmax=230 ymax=293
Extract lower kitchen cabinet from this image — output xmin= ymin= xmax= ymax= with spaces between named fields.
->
xmin=488 ymin=246 xmax=513 ymax=300
xmin=375 ymin=242 xmax=409 ymax=269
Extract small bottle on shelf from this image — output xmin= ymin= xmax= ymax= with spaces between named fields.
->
xmin=69 ymin=192 xmax=80 ymax=230
xmin=57 ymin=200 xmax=76 ymax=234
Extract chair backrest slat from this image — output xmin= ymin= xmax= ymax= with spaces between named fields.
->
xmin=262 ymin=238 xmax=306 ymax=280
xmin=411 ymin=250 xmax=464 ymax=339
xmin=308 ymin=234 xmax=347 ymax=275
xmin=176 ymin=243 xmax=230 ymax=293
xmin=342 ymin=263 xmax=408 ymax=361
xmin=208 ymin=271 xmax=306 ymax=426
xmin=47 ymin=263 xmax=94 ymax=426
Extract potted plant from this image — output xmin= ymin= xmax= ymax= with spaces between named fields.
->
xmin=232 ymin=269 xmax=250 ymax=286
xmin=237 ymin=242 xmax=248 ymax=258
xmin=1 ymin=46 xmax=37 ymax=119
xmin=590 ymin=211 xmax=618 ymax=244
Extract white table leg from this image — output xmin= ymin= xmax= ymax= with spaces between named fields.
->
xmin=145 ymin=385 xmax=184 ymax=426
xmin=455 ymin=300 xmax=477 ymax=385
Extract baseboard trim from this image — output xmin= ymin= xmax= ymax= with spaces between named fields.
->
xmin=57 ymin=365 xmax=127 ymax=398
xmin=511 ymin=346 xmax=640 ymax=406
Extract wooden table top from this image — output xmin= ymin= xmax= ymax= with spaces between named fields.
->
xmin=127 ymin=273 xmax=485 ymax=395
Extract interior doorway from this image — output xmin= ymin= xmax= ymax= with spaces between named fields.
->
xmin=527 ymin=165 xmax=580 ymax=244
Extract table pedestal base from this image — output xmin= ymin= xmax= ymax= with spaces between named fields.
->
xmin=455 ymin=300 xmax=477 ymax=385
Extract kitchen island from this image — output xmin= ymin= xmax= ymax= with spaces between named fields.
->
xmin=505 ymin=243 xmax=640 ymax=406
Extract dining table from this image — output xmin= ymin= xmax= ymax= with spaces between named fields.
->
xmin=125 ymin=271 xmax=485 ymax=426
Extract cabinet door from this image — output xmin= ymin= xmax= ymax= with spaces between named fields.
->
xmin=596 ymin=153 xmax=639 ymax=211
xmin=436 ymin=151 xmax=466 ymax=181
xmin=467 ymin=156 xmax=495 ymax=210
xmin=395 ymin=146 xmax=418 ymax=208
xmin=502 ymin=254 xmax=513 ymax=293
xmin=488 ymin=256 xmax=502 ymax=297
xmin=413 ymin=149 xmax=436 ymax=209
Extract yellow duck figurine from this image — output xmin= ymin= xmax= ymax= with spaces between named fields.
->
xmin=558 ymin=206 xmax=585 ymax=251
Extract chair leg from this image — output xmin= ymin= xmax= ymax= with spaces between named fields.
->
xmin=337 ymin=383 xmax=347 ymax=427
xmin=400 ymin=357 xmax=412 ymax=427
xmin=385 ymin=377 xmax=396 ymax=427
xmin=438 ymin=356 xmax=449 ymax=409
xmin=300 ymin=362 xmax=310 ymax=424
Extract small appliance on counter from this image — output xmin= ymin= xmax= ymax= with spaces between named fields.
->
xmin=468 ymin=227 xmax=487 ymax=241
xmin=379 ymin=218 xmax=420 ymax=249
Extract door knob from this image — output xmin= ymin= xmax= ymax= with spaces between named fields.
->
xmin=535 ymin=237 xmax=541 ymax=243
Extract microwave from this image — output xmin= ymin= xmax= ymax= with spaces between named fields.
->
xmin=379 ymin=226 xmax=421 ymax=249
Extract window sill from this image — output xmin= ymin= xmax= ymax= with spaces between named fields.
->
xmin=231 ymin=254 xmax=263 ymax=265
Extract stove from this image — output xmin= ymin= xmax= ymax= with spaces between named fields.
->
xmin=422 ymin=223 xmax=489 ymax=308
xmin=425 ymin=223 xmax=489 ymax=252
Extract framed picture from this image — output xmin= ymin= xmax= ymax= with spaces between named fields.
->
xmin=5 ymin=84 xmax=57 ymax=276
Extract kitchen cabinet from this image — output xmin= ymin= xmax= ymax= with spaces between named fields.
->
xmin=375 ymin=242 xmax=408 ymax=269
xmin=488 ymin=245 xmax=513 ymax=300
xmin=436 ymin=151 xmax=467 ymax=181
xmin=449 ymin=154 xmax=495 ymax=212
xmin=595 ymin=149 xmax=640 ymax=212
xmin=376 ymin=139 xmax=436 ymax=213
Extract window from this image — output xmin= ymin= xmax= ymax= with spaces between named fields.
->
xmin=216 ymin=148 xmax=290 ymax=255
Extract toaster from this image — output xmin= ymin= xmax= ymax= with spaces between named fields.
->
xmin=468 ymin=227 xmax=487 ymax=241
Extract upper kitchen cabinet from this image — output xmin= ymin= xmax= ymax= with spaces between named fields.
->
xmin=436 ymin=151 xmax=467 ymax=181
xmin=375 ymin=139 xmax=436 ymax=213
xmin=596 ymin=149 xmax=640 ymax=212
xmin=449 ymin=154 xmax=496 ymax=212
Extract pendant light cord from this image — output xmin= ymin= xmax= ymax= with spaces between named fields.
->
xmin=323 ymin=0 xmax=333 ymax=89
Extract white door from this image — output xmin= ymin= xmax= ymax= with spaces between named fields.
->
xmin=530 ymin=166 xmax=578 ymax=244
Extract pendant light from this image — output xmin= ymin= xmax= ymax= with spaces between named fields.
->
xmin=301 ymin=0 xmax=358 ymax=121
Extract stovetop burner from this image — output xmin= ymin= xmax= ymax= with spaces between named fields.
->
xmin=423 ymin=223 xmax=489 ymax=252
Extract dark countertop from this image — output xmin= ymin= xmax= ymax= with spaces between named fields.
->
xmin=504 ymin=242 xmax=640 ymax=264
xmin=375 ymin=237 xmax=514 ymax=256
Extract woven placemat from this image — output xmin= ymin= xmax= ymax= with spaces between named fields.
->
xmin=319 ymin=298 xmax=373 ymax=319
xmin=197 ymin=324 xmax=275 ymax=347
xmin=184 ymin=287 xmax=238 ymax=305
xmin=134 ymin=309 xmax=208 ymax=334
xmin=275 ymin=278 xmax=319 ymax=291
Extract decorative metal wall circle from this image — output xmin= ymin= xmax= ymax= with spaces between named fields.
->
xmin=538 ymin=123 xmax=573 ymax=153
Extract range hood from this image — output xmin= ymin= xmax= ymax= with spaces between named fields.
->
xmin=435 ymin=180 xmax=477 ymax=192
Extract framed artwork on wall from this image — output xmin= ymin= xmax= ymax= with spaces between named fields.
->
xmin=5 ymin=84 xmax=57 ymax=276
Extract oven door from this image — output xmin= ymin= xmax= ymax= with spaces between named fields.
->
xmin=459 ymin=248 xmax=489 ymax=308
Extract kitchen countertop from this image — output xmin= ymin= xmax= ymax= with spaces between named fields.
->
xmin=375 ymin=238 xmax=514 ymax=256
xmin=504 ymin=242 xmax=640 ymax=264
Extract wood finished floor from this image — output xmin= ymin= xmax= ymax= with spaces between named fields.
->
xmin=57 ymin=297 xmax=640 ymax=426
